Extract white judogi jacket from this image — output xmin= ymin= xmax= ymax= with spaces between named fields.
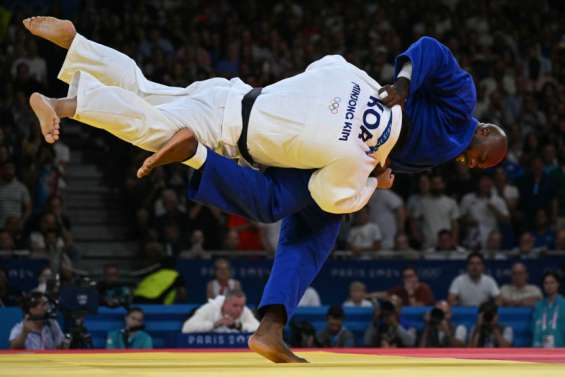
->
xmin=60 ymin=35 xmax=402 ymax=214
xmin=181 ymin=295 xmax=259 ymax=333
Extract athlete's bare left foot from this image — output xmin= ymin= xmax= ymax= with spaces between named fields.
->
xmin=22 ymin=16 xmax=76 ymax=49
xmin=29 ymin=93 xmax=60 ymax=144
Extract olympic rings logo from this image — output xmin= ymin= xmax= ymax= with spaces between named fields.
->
xmin=329 ymin=97 xmax=341 ymax=114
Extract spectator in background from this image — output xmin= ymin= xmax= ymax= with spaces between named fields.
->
xmin=500 ymin=262 xmax=542 ymax=307
xmin=364 ymin=300 xmax=415 ymax=348
xmin=387 ymin=267 xmax=434 ymax=307
xmin=188 ymin=203 xmax=225 ymax=250
xmin=408 ymin=175 xmax=460 ymax=249
xmin=288 ymin=319 xmax=317 ymax=348
xmin=97 ymin=264 xmax=132 ymax=308
xmin=427 ymin=229 xmax=467 ymax=254
xmin=316 ymin=305 xmax=355 ymax=348
xmin=468 ymin=301 xmax=513 ymax=348
xmin=346 ymin=207 xmax=381 ymax=258
xmin=343 ymin=281 xmax=372 ymax=308
xmin=226 ymin=214 xmax=262 ymax=251
xmin=9 ymin=292 xmax=65 ymax=349
xmin=482 ymin=230 xmax=503 ymax=256
xmin=460 ymin=175 xmax=510 ymax=249
xmin=393 ymin=233 xmax=416 ymax=253
xmin=160 ymin=220 xmax=189 ymax=258
xmin=207 ymin=258 xmax=242 ymax=299
xmin=4 ymin=215 xmax=27 ymax=249
xmin=298 ymin=286 xmax=321 ymax=307
xmin=555 ymin=229 xmax=565 ymax=250
xmin=419 ymin=300 xmax=467 ymax=347
xmin=532 ymin=209 xmax=556 ymax=249
xmin=448 ymin=252 xmax=501 ymax=307
xmin=493 ymin=168 xmax=520 ymax=215
xmin=182 ymin=290 xmax=259 ymax=333
xmin=33 ymin=266 xmax=53 ymax=294
xmin=223 ymin=229 xmax=240 ymax=250
xmin=106 ymin=307 xmax=153 ymax=349
xmin=154 ymin=189 xmax=189 ymax=233
xmin=512 ymin=232 xmax=544 ymax=258
xmin=141 ymin=241 xmax=165 ymax=266
xmin=0 ymin=229 xmax=15 ymax=253
xmin=517 ymin=157 xmax=557 ymax=229
xmin=0 ymin=159 xmax=31 ymax=230
xmin=179 ymin=229 xmax=209 ymax=259
xmin=45 ymin=194 xmax=71 ymax=232
xmin=368 ymin=190 xmax=405 ymax=250
xmin=532 ymin=271 xmax=565 ymax=348
xmin=0 ymin=269 xmax=11 ymax=307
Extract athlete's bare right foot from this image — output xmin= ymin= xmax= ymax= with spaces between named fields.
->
xmin=29 ymin=93 xmax=60 ymax=144
xmin=22 ymin=16 xmax=76 ymax=49
xmin=248 ymin=331 xmax=308 ymax=363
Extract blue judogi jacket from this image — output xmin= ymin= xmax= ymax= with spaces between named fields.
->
xmin=389 ymin=36 xmax=478 ymax=174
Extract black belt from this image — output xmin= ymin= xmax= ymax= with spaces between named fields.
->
xmin=238 ymin=87 xmax=263 ymax=165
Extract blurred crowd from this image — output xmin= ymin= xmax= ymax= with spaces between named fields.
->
xmin=7 ymin=254 xmax=565 ymax=349
xmin=85 ymin=0 xmax=565 ymax=260
xmin=0 ymin=0 xmax=564 ymax=263
xmin=1 ymin=0 xmax=565 ymax=349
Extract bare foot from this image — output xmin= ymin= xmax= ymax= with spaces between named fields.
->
xmin=29 ymin=93 xmax=60 ymax=144
xmin=248 ymin=332 xmax=308 ymax=363
xmin=137 ymin=155 xmax=157 ymax=178
xmin=22 ymin=16 xmax=76 ymax=49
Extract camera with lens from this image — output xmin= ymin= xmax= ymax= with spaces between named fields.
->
xmin=429 ymin=307 xmax=445 ymax=326
xmin=479 ymin=301 xmax=498 ymax=325
xmin=58 ymin=276 xmax=100 ymax=349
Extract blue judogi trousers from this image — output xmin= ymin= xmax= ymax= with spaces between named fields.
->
xmin=187 ymin=149 xmax=343 ymax=321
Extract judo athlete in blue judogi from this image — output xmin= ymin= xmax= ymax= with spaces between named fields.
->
xmin=26 ymin=17 xmax=507 ymax=363
xmin=139 ymin=36 xmax=508 ymax=363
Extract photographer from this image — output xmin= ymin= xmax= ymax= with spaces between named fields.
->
xmin=106 ymin=307 xmax=153 ymax=349
xmin=364 ymin=299 xmax=415 ymax=347
xmin=316 ymin=305 xmax=355 ymax=347
xmin=468 ymin=301 xmax=512 ymax=347
xmin=419 ymin=301 xmax=467 ymax=347
xmin=9 ymin=292 xmax=65 ymax=350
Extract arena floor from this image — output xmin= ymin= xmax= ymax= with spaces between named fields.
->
xmin=1 ymin=348 xmax=564 ymax=377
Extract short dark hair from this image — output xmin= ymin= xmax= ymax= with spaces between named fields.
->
xmin=542 ymin=271 xmax=561 ymax=285
xmin=467 ymin=252 xmax=485 ymax=264
xmin=21 ymin=291 xmax=46 ymax=313
xmin=327 ymin=304 xmax=345 ymax=319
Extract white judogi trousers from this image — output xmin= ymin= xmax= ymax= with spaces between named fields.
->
xmin=58 ymin=33 xmax=249 ymax=165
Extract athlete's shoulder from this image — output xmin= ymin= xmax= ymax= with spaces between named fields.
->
xmin=305 ymin=55 xmax=349 ymax=71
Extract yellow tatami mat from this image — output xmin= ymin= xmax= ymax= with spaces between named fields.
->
xmin=0 ymin=350 xmax=564 ymax=377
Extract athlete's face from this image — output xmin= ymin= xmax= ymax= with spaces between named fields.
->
xmin=456 ymin=123 xmax=507 ymax=169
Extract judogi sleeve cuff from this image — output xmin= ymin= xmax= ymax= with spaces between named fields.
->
xmin=182 ymin=142 xmax=207 ymax=169
xmin=397 ymin=61 xmax=413 ymax=80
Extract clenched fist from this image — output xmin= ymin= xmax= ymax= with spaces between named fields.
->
xmin=378 ymin=77 xmax=410 ymax=108
xmin=376 ymin=168 xmax=395 ymax=189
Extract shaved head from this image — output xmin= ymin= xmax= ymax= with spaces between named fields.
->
xmin=456 ymin=123 xmax=507 ymax=169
